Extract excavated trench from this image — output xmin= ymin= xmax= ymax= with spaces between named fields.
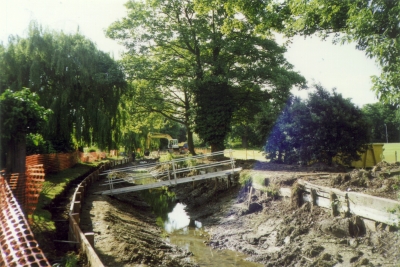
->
xmin=76 ymin=160 xmax=400 ymax=266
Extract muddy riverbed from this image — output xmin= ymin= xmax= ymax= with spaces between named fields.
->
xmin=78 ymin=160 xmax=400 ymax=266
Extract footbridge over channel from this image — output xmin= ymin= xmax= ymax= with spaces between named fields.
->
xmin=95 ymin=150 xmax=242 ymax=195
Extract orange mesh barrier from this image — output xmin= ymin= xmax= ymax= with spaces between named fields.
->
xmin=26 ymin=151 xmax=107 ymax=173
xmin=26 ymin=152 xmax=80 ymax=174
xmin=79 ymin=151 xmax=107 ymax=163
xmin=4 ymin=173 xmax=26 ymax=208
xmin=0 ymin=176 xmax=51 ymax=267
xmin=25 ymin=165 xmax=46 ymax=220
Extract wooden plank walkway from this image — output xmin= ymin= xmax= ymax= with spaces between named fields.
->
xmin=95 ymin=167 xmax=242 ymax=195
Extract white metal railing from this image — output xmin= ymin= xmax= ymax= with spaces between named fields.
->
xmin=100 ymin=150 xmax=237 ymax=193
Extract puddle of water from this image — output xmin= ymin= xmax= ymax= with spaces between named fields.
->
xmin=140 ymin=188 xmax=263 ymax=266
xmin=164 ymin=203 xmax=197 ymax=232
xmin=165 ymin=203 xmax=263 ymax=267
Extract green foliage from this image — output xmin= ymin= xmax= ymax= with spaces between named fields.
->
xmin=239 ymin=172 xmax=253 ymax=186
xmin=0 ymin=22 xmax=126 ymax=151
xmin=0 ymin=88 xmax=51 ymax=140
xmin=59 ymin=252 xmax=78 ymax=267
xmin=362 ymin=102 xmax=400 ymax=143
xmin=252 ymin=174 xmax=266 ymax=186
xmin=32 ymin=162 xmax=98 ymax=231
xmin=26 ymin=133 xmax=57 ymax=155
xmin=159 ymin=153 xmax=176 ymax=162
xmin=264 ymin=184 xmax=280 ymax=199
xmin=107 ymin=0 xmax=305 ymax=153
xmin=195 ymin=82 xmax=235 ymax=152
xmin=266 ymin=85 xmax=370 ymax=166
xmin=273 ymin=0 xmax=400 ymax=104
xmin=192 ymin=133 xmax=205 ymax=147
xmin=229 ymin=78 xmax=301 ymax=149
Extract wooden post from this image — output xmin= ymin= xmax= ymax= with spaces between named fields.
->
xmin=343 ymin=193 xmax=350 ymax=218
xmin=71 ymin=213 xmax=80 ymax=224
xmin=73 ymin=201 xmax=81 ymax=214
xmin=172 ymin=161 xmax=177 ymax=184
xmin=310 ymin=189 xmax=317 ymax=211
xmin=84 ymin=232 xmax=95 ymax=247
xmin=330 ymin=192 xmax=338 ymax=217
xmin=78 ymin=185 xmax=85 ymax=197
xmin=248 ymin=186 xmax=253 ymax=208
xmin=75 ymin=192 xmax=81 ymax=202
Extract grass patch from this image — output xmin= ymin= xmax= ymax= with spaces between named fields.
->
xmin=252 ymin=173 xmax=266 ymax=186
xmin=264 ymin=184 xmax=280 ymax=198
xmin=239 ymin=172 xmax=266 ymax=187
xmin=239 ymin=171 xmax=253 ymax=186
xmin=30 ymin=161 xmax=105 ymax=231
xmin=159 ymin=153 xmax=176 ymax=162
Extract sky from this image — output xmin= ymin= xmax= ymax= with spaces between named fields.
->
xmin=0 ymin=0 xmax=381 ymax=107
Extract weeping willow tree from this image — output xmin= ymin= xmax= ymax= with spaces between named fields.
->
xmin=0 ymin=22 xmax=126 ymax=151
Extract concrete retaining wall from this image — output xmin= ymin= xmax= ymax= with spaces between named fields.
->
xmin=280 ymin=180 xmax=400 ymax=229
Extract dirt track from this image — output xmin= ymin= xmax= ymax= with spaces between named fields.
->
xmin=79 ymin=160 xmax=400 ymax=266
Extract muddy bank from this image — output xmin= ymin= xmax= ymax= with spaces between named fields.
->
xmin=78 ymin=160 xmax=399 ymax=266
xmin=173 ymin=161 xmax=400 ymax=267
xmin=79 ymin=178 xmax=198 ymax=267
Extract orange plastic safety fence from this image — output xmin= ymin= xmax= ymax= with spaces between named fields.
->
xmin=79 ymin=151 xmax=107 ymax=163
xmin=26 ymin=152 xmax=80 ymax=174
xmin=4 ymin=173 xmax=26 ymax=209
xmin=0 ymin=176 xmax=51 ymax=267
xmin=25 ymin=165 xmax=46 ymax=219
xmin=26 ymin=151 xmax=107 ymax=171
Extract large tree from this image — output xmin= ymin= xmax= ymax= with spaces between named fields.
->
xmin=107 ymin=0 xmax=305 ymax=153
xmin=265 ymin=0 xmax=400 ymax=105
xmin=0 ymin=22 xmax=126 ymax=151
xmin=0 ymin=88 xmax=50 ymax=173
xmin=266 ymin=85 xmax=370 ymax=165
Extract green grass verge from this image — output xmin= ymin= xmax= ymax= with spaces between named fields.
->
xmin=30 ymin=160 xmax=107 ymax=231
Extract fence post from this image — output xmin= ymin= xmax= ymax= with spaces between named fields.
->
xmin=229 ymin=149 xmax=235 ymax=171
xmin=171 ymin=160 xmax=177 ymax=184
xmin=84 ymin=232 xmax=95 ymax=248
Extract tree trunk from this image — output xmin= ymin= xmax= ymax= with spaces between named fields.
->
xmin=187 ymin=129 xmax=196 ymax=155
xmin=5 ymin=134 xmax=26 ymax=174
xmin=11 ymin=135 xmax=26 ymax=174
xmin=241 ymin=135 xmax=248 ymax=149
xmin=210 ymin=143 xmax=225 ymax=153
xmin=241 ymin=126 xmax=249 ymax=149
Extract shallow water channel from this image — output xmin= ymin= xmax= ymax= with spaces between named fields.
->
xmin=135 ymin=170 xmax=263 ymax=267
xmin=163 ymin=203 xmax=263 ymax=267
